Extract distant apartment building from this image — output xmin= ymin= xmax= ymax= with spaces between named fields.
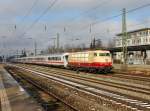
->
xmin=114 ymin=28 xmax=150 ymax=64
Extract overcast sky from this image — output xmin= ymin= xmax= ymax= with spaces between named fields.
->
xmin=0 ymin=0 xmax=150 ymax=55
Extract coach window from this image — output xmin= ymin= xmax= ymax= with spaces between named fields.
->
xmin=57 ymin=57 xmax=59 ymax=61
xmin=51 ymin=57 xmax=54 ymax=60
xmin=59 ymin=57 xmax=61 ymax=60
xmin=58 ymin=57 xmax=61 ymax=60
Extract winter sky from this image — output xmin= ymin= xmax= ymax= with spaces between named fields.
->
xmin=0 ymin=0 xmax=150 ymax=55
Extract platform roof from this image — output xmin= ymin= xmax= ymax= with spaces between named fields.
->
xmin=108 ymin=45 xmax=150 ymax=52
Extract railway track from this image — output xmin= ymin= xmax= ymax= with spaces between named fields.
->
xmin=6 ymin=65 xmax=115 ymax=111
xmin=111 ymin=73 xmax=150 ymax=83
xmin=14 ymin=64 xmax=150 ymax=101
xmin=7 ymin=64 xmax=150 ymax=111
xmin=6 ymin=66 xmax=79 ymax=111
xmin=6 ymin=67 xmax=75 ymax=111
xmin=19 ymin=63 xmax=150 ymax=86
xmin=17 ymin=64 xmax=150 ymax=91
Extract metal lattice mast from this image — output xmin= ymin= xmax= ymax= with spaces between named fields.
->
xmin=34 ymin=41 xmax=37 ymax=56
xmin=56 ymin=33 xmax=60 ymax=53
xmin=122 ymin=8 xmax=128 ymax=64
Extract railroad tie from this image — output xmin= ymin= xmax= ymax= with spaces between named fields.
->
xmin=146 ymin=107 xmax=150 ymax=109
xmin=131 ymin=107 xmax=138 ymax=111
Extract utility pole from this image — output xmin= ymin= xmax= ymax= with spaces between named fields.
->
xmin=57 ymin=33 xmax=59 ymax=52
xmin=122 ymin=8 xmax=128 ymax=69
xmin=17 ymin=50 xmax=18 ymax=58
xmin=89 ymin=24 xmax=92 ymax=49
xmin=34 ymin=41 xmax=37 ymax=56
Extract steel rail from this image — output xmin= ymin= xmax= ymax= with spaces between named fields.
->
xmin=8 ymin=64 xmax=150 ymax=111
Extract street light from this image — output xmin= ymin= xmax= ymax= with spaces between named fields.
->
xmin=48 ymin=37 xmax=57 ymax=53
xmin=1 ymin=36 xmax=7 ymax=62
xmin=26 ymin=37 xmax=37 ymax=56
xmin=49 ymin=33 xmax=60 ymax=53
xmin=49 ymin=37 xmax=56 ymax=48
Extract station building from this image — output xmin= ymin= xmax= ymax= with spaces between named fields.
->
xmin=111 ymin=28 xmax=150 ymax=64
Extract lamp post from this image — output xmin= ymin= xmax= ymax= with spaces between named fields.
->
xmin=49 ymin=33 xmax=60 ymax=53
xmin=1 ymin=36 xmax=7 ymax=62
xmin=27 ymin=37 xmax=37 ymax=56
xmin=49 ymin=37 xmax=56 ymax=53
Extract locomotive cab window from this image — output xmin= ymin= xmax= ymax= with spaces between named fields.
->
xmin=94 ymin=53 xmax=97 ymax=56
xmin=106 ymin=53 xmax=110 ymax=56
xmin=99 ymin=53 xmax=110 ymax=56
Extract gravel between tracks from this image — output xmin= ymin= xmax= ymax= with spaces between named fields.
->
xmin=6 ymin=63 xmax=150 ymax=110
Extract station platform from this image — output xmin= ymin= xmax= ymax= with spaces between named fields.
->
xmin=0 ymin=65 xmax=44 ymax=111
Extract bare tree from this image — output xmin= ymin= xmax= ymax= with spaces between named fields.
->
xmin=95 ymin=39 xmax=103 ymax=48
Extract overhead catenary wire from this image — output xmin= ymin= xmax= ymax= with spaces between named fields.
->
xmin=20 ymin=0 xmax=59 ymax=37
xmin=91 ymin=2 xmax=150 ymax=27
xmin=69 ymin=0 xmax=112 ymax=21
xmin=11 ymin=0 xmax=39 ymax=38
xmin=63 ymin=18 xmax=150 ymax=45
xmin=14 ymin=1 xmax=150 ymax=50
xmin=95 ymin=19 xmax=150 ymax=36
xmin=42 ymin=2 xmax=150 ymax=49
xmin=74 ymin=2 xmax=150 ymax=36
xmin=20 ymin=0 xmax=39 ymax=24
xmin=21 ymin=1 xmax=150 ymax=38
xmin=63 ymin=0 xmax=113 ymax=33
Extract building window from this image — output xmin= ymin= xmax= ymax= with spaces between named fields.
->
xmin=118 ymin=41 xmax=121 ymax=46
xmin=143 ymin=38 xmax=145 ymax=43
xmin=139 ymin=38 xmax=141 ymax=44
xmin=137 ymin=39 xmax=140 ymax=44
xmin=146 ymin=38 xmax=148 ymax=43
xmin=132 ymin=39 xmax=135 ymax=44
xmin=142 ymin=31 xmax=145 ymax=36
xmin=146 ymin=31 xmax=148 ymax=36
xmin=138 ymin=32 xmax=141 ymax=36
xmin=128 ymin=35 xmax=131 ymax=38
xmin=139 ymin=32 xmax=142 ymax=36
xmin=133 ymin=33 xmax=137 ymax=37
xmin=127 ymin=40 xmax=130 ymax=45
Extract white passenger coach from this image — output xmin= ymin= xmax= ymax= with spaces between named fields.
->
xmin=14 ymin=53 xmax=69 ymax=67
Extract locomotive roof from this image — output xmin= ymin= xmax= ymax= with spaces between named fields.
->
xmin=69 ymin=50 xmax=110 ymax=54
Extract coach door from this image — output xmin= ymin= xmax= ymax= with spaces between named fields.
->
xmin=64 ymin=55 xmax=68 ymax=67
